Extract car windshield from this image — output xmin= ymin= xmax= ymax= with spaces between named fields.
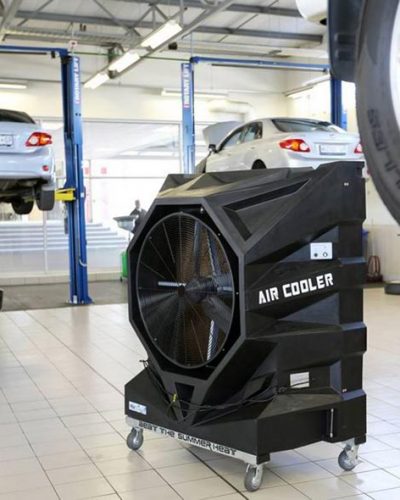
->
xmin=0 ymin=109 xmax=35 ymax=123
xmin=272 ymin=118 xmax=345 ymax=134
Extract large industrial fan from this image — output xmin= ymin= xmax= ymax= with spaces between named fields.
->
xmin=125 ymin=162 xmax=366 ymax=491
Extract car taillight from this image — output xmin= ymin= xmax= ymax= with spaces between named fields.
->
xmin=354 ymin=142 xmax=363 ymax=154
xmin=25 ymin=132 xmax=52 ymax=147
xmin=279 ymin=138 xmax=311 ymax=153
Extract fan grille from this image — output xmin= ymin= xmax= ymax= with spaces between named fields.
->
xmin=136 ymin=212 xmax=234 ymax=368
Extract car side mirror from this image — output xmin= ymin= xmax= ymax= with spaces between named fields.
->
xmin=208 ymin=144 xmax=217 ymax=153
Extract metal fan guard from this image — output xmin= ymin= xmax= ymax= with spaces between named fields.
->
xmin=136 ymin=212 xmax=235 ymax=368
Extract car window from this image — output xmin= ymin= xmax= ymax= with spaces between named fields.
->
xmin=219 ymin=128 xmax=243 ymax=150
xmin=0 ymin=109 xmax=35 ymax=123
xmin=241 ymin=122 xmax=263 ymax=143
xmin=272 ymin=118 xmax=345 ymax=134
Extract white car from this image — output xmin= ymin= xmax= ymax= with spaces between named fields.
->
xmin=0 ymin=109 xmax=56 ymax=214
xmin=197 ymin=118 xmax=364 ymax=173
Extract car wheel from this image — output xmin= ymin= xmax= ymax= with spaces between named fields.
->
xmin=252 ymin=160 xmax=266 ymax=170
xmin=37 ymin=187 xmax=55 ymax=211
xmin=356 ymin=0 xmax=400 ymax=224
xmin=11 ymin=199 xmax=34 ymax=215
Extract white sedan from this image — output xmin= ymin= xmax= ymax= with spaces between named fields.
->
xmin=0 ymin=109 xmax=56 ymax=214
xmin=197 ymin=118 xmax=364 ymax=173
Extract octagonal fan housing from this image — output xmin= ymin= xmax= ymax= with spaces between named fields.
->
xmin=126 ymin=162 xmax=366 ymax=451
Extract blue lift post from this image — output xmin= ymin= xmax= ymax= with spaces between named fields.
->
xmin=61 ymin=55 xmax=92 ymax=304
xmin=180 ymin=56 xmax=337 ymax=174
xmin=181 ymin=62 xmax=195 ymax=174
xmin=0 ymin=46 xmax=91 ymax=304
xmin=330 ymin=76 xmax=344 ymax=128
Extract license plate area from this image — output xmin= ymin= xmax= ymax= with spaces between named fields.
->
xmin=319 ymin=144 xmax=347 ymax=155
xmin=0 ymin=134 xmax=13 ymax=147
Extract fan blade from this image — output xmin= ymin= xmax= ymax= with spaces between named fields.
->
xmin=207 ymin=320 xmax=219 ymax=360
xmin=193 ymin=220 xmax=202 ymax=276
xmin=207 ymin=230 xmax=221 ymax=276
xmin=202 ymin=295 xmax=232 ymax=334
xmin=213 ymin=273 xmax=234 ymax=294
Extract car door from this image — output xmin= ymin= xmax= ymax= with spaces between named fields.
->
xmin=238 ymin=122 xmax=263 ymax=169
xmin=206 ymin=126 xmax=245 ymax=172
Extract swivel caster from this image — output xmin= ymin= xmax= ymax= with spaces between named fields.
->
xmin=338 ymin=442 xmax=359 ymax=471
xmin=244 ymin=464 xmax=263 ymax=492
xmin=126 ymin=428 xmax=144 ymax=451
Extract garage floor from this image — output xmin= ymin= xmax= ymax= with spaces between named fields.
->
xmin=0 ymin=288 xmax=399 ymax=500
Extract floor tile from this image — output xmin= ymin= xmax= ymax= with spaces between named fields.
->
xmin=46 ymin=463 xmax=102 ymax=485
xmin=342 ymin=469 xmax=400 ymax=493
xmin=157 ymin=462 xmax=216 ymax=484
xmin=273 ymin=461 xmax=333 ymax=484
xmin=119 ymin=485 xmax=182 ymax=499
xmin=0 ymin=457 xmax=43 ymax=477
xmin=173 ymin=477 xmax=236 ymax=500
xmin=242 ymin=484 xmax=309 ymax=499
xmin=0 ymin=486 xmax=59 ymax=500
xmin=0 ymin=470 xmax=51 ymax=495
xmin=107 ymin=469 xmax=167 ymax=492
xmin=95 ymin=455 xmax=151 ymax=476
xmin=361 ymin=449 xmax=400 ymax=467
xmin=38 ymin=450 xmax=92 ymax=470
xmin=54 ymin=477 xmax=114 ymax=500
xmin=369 ymin=488 xmax=400 ymax=499
xmin=294 ymin=477 xmax=361 ymax=499
xmin=140 ymin=447 xmax=199 ymax=468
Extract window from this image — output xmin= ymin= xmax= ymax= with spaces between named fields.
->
xmin=242 ymin=122 xmax=263 ymax=143
xmin=0 ymin=109 xmax=35 ymax=123
xmin=220 ymin=128 xmax=244 ymax=150
xmin=272 ymin=118 xmax=345 ymax=134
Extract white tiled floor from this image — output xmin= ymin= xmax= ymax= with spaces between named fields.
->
xmin=0 ymin=288 xmax=398 ymax=499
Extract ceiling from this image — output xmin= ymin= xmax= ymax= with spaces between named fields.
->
xmin=0 ymin=0 xmax=327 ymax=76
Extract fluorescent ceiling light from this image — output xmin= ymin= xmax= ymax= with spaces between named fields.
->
xmin=303 ymin=75 xmax=330 ymax=87
xmin=162 ymin=88 xmax=228 ymax=99
xmin=0 ymin=80 xmax=27 ymax=89
xmin=84 ymin=72 xmax=109 ymax=90
xmin=108 ymin=50 xmax=140 ymax=73
xmin=140 ymin=20 xmax=182 ymax=49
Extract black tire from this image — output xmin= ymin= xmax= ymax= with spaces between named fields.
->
xmin=11 ymin=199 xmax=34 ymax=215
xmin=356 ymin=0 xmax=400 ymax=224
xmin=252 ymin=160 xmax=266 ymax=170
xmin=244 ymin=466 xmax=263 ymax=492
xmin=126 ymin=429 xmax=143 ymax=451
xmin=37 ymin=188 xmax=55 ymax=211
xmin=338 ymin=449 xmax=357 ymax=472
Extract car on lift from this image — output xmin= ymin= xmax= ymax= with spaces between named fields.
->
xmin=196 ymin=117 xmax=364 ymax=174
xmin=0 ymin=109 xmax=55 ymax=214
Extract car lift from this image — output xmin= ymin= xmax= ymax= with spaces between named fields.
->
xmin=181 ymin=56 xmax=343 ymax=174
xmin=0 ymin=45 xmax=91 ymax=305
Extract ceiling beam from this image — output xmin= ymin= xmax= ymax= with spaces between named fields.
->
xmin=112 ymin=0 xmax=302 ymax=17
xmin=12 ymin=10 xmax=322 ymax=43
xmin=0 ymin=0 xmax=23 ymax=41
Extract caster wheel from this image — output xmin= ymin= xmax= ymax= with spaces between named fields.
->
xmin=338 ymin=449 xmax=357 ymax=471
xmin=244 ymin=464 xmax=263 ymax=492
xmin=126 ymin=428 xmax=143 ymax=451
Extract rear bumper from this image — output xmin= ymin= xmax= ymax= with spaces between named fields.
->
xmin=0 ymin=150 xmax=55 ymax=181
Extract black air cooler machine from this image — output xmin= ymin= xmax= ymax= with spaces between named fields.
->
xmin=125 ymin=161 xmax=366 ymax=491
